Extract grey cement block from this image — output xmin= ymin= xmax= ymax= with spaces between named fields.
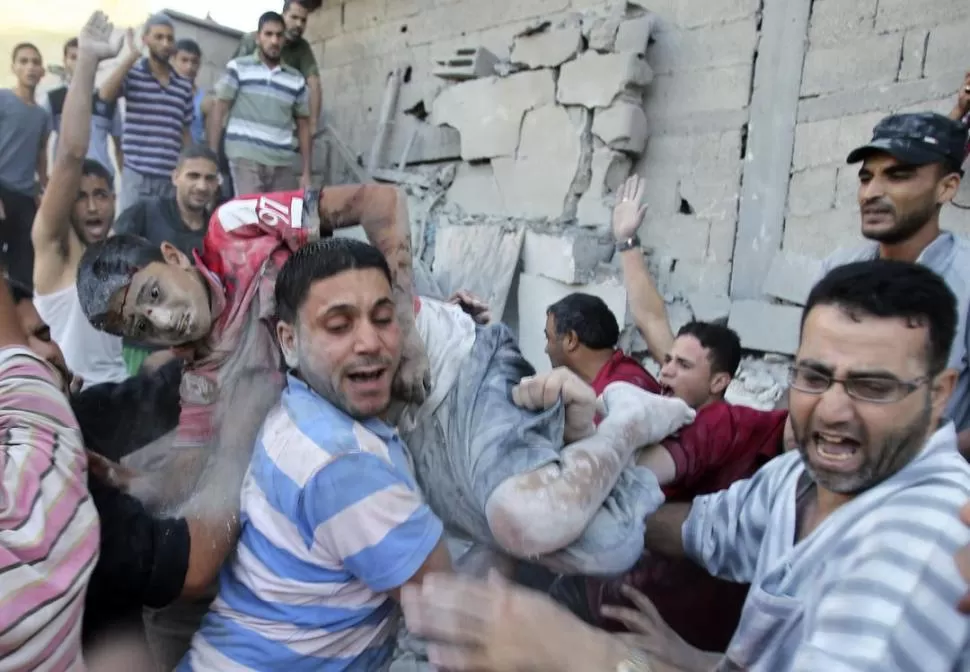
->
xmin=706 ymin=215 xmax=738 ymax=263
xmin=898 ymin=29 xmax=930 ymax=82
xmin=791 ymin=113 xmax=885 ymax=170
xmin=731 ymin=0 xmax=811 ymax=299
xmin=645 ymin=109 xmax=751 ymax=136
xmin=639 ymin=129 xmax=744 ymax=179
xmin=782 ymin=208 xmax=860 ymax=260
xmin=874 ymin=0 xmax=970 ymax=33
xmin=511 ymin=24 xmax=583 ymax=68
xmin=796 ymin=73 xmax=960 ymax=123
xmin=808 ymin=0 xmax=878 ymax=49
xmin=433 ymin=47 xmax=500 ymax=81
xmin=677 ymin=168 xmax=742 ymax=221
xmin=668 ymin=260 xmax=732 ymax=297
xmin=575 ymin=146 xmax=633 ymax=227
xmin=615 ymin=14 xmax=658 ymax=56
xmin=788 ymin=167 xmax=837 ymax=217
xmin=687 ymin=293 xmax=731 ymax=325
xmin=629 ymin=0 xmax=760 ymax=29
xmin=557 ymin=52 xmax=653 ymax=108
xmin=592 ymin=101 xmax=649 ymax=153
xmin=924 ymin=20 xmax=970 ymax=79
xmin=644 ymin=66 xmax=752 ymax=117
xmin=431 ymin=69 xmax=556 ymax=161
xmin=800 ymin=34 xmax=903 ymax=98
xmin=520 ymin=228 xmax=614 ymax=285
xmin=647 ymin=19 xmax=758 ymax=75
xmin=728 ymin=300 xmax=802 ymax=355
xmin=640 ymin=214 xmax=713 ymax=262
xmin=762 ymin=252 xmax=823 ymax=306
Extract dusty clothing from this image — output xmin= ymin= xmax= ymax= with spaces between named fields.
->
xmin=403 ymin=298 xmax=664 ymax=576
xmin=591 ymin=404 xmax=789 ymax=652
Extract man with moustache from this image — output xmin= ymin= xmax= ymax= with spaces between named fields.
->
xmin=820 ymin=113 xmax=970 ymax=456
xmin=31 ymin=12 xmax=128 ymax=388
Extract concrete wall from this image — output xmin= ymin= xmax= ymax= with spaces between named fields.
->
xmin=306 ymin=0 xmax=970 ymax=375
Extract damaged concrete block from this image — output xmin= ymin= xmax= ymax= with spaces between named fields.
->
xmin=687 ymin=293 xmax=731 ymax=325
xmin=592 ymin=101 xmax=649 ymax=154
xmin=432 ymin=223 xmax=526 ymax=322
xmin=491 ymin=105 xmax=586 ymax=219
xmin=445 ymin=163 xmax=507 ymax=216
xmin=517 ymin=273 xmax=628 ymax=373
xmin=614 ymin=14 xmax=657 ymax=55
xmin=511 ymin=24 xmax=583 ymax=68
xmin=521 ymin=228 xmax=614 ymax=284
xmin=576 ymin=145 xmax=632 ymax=227
xmin=557 ymin=52 xmax=653 ymax=108
xmin=432 ymin=69 xmax=556 ymax=161
xmin=728 ymin=300 xmax=802 ymax=355
xmin=762 ymin=252 xmax=823 ymax=306
xmin=432 ymin=47 xmax=499 ymax=81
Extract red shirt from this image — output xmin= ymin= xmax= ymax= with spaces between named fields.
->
xmin=590 ymin=350 xmax=661 ymax=396
xmin=590 ymin=402 xmax=789 ymax=652
xmin=175 ymin=191 xmax=311 ymax=447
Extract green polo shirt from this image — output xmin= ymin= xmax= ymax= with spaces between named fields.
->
xmin=233 ymin=33 xmax=319 ymax=79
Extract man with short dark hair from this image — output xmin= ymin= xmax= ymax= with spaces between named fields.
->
xmin=31 ymin=14 xmax=128 ymax=388
xmin=43 ymin=36 xmax=124 ymax=183
xmin=233 ymin=0 xmax=321 ymax=135
xmin=171 ymin=39 xmax=205 ymax=146
xmin=0 ymin=42 xmax=51 ymax=290
xmin=98 ymin=13 xmax=195 ymax=212
xmin=545 ymin=292 xmax=660 ymax=399
xmin=180 ymin=238 xmax=451 ymax=670
xmin=209 ymin=11 xmax=312 ymax=195
xmin=820 ymin=112 xmax=970 ymax=456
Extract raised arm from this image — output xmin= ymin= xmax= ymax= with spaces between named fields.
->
xmin=613 ymin=177 xmax=676 ymax=365
xmin=98 ymin=29 xmax=140 ymax=104
xmin=33 ymin=12 xmax=122 ymax=294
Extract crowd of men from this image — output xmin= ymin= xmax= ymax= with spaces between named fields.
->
xmin=3 ymin=5 xmax=970 ymax=672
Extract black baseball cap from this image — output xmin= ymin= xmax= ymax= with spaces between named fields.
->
xmin=846 ymin=112 xmax=967 ymax=172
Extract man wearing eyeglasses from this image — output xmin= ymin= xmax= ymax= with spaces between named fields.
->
xmin=819 ymin=111 xmax=970 ymax=457
xmin=625 ymin=259 xmax=970 ymax=671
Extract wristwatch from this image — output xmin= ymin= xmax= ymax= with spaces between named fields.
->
xmin=616 ymin=235 xmax=641 ymax=252
xmin=616 ymin=648 xmax=654 ymax=671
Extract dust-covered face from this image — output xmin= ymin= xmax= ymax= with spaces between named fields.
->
xmin=108 ymin=245 xmax=212 ymax=346
xmin=71 ymin=173 xmax=115 ymax=245
xmin=276 ymin=268 xmax=402 ymax=419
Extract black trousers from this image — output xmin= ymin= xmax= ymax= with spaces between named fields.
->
xmin=0 ymin=185 xmax=36 ymax=291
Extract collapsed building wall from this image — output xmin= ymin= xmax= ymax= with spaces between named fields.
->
xmin=310 ymin=0 xmax=970 ymax=408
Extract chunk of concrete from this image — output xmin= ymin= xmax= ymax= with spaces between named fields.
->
xmin=687 ymin=293 xmax=731 ymax=325
xmin=433 ymin=46 xmax=499 ymax=80
xmin=511 ymin=24 xmax=583 ymax=68
xmin=762 ymin=252 xmax=823 ymax=306
xmin=728 ymin=300 xmax=802 ymax=355
xmin=432 ymin=223 xmax=526 ymax=322
xmin=432 ymin=69 xmax=556 ymax=161
xmin=557 ymin=52 xmax=653 ymax=108
xmin=445 ymin=163 xmax=507 ymax=216
xmin=491 ymin=105 xmax=586 ymax=219
xmin=521 ymin=227 xmax=615 ymax=285
xmin=592 ymin=101 xmax=649 ymax=153
xmin=614 ymin=14 xmax=657 ymax=55
xmin=517 ymin=273 xmax=628 ymax=373
xmin=576 ymin=145 xmax=632 ymax=227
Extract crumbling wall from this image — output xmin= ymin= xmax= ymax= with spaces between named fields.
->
xmin=311 ymin=0 xmax=970 ymax=408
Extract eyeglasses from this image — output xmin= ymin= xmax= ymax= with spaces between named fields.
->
xmin=787 ymin=365 xmax=930 ymax=404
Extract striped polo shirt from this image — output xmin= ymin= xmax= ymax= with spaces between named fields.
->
xmin=179 ymin=374 xmax=443 ymax=671
xmin=683 ymin=424 xmax=970 ymax=670
xmin=0 ymin=347 xmax=100 ymax=669
xmin=216 ymin=54 xmax=309 ymax=167
xmin=121 ymin=58 xmax=194 ymax=177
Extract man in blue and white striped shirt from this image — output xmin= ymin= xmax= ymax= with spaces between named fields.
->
xmin=179 ymin=238 xmax=451 ymax=671
xmin=640 ymin=259 xmax=970 ymax=671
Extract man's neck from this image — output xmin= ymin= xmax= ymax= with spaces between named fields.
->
xmin=877 ymin=221 xmax=941 ymax=263
xmin=573 ymin=349 xmax=615 ymax=385
xmin=259 ymin=52 xmax=280 ymax=69
xmin=176 ymin=197 xmax=206 ymax=231
xmin=798 ymin=484 xmax=853 ymax=542
xmin=148 ymin=56 xmax=170 ymax=81
xmin=13 ymin=83 xmax=35 ymax=103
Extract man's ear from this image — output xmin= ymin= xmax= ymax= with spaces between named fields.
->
xmin=159 ymin=242 xmax=191 ymax=268
xmin=276 ymin=320 xmax=298 ymax=370
xmin=939 ymin=172 xmax=962 ymax=205
xmin=563 ymin=330 xmax=580 ymax=353
xmin=710 ymin=371 xmax=732 ymax=396
xmin=931 ymin=367 xmax=958 ymax=419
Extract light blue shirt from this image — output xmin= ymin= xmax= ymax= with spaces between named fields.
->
xmin=179 ymin=374 xmax=443 ymax=671
xmin=42 ymin=89 xmax=121 ymax=178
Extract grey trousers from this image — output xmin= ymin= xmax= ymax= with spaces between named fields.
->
xmin=229 ymin=158 xmax=300 ymax=196
xmin=119 ymin=166 xmax=176 ymax=215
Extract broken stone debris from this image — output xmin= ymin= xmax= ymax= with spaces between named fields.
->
xmin=432 ymin=46 xmax=499 ymax=81
xmin=727 ymin=300 xmax=802 ymax=356
xmin=592 ymin=100 xmax=649 ymax=153
xmin=762 ymin=252 xmax=823 ymax=306
xmin=557 ymin=51 xmax=654 ymax=108
xmin=510 ymin=23 xmax=583 ymax=68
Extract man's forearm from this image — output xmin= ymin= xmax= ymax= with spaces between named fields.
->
xmin=619 ymin=248 xmax=675 ymax=363
xmin=61 ymin=53 xmax=100 ymax=161
xmin=297 ymin=118 xmax=311 ymax=175
xmin=206 ymin=101 xmax=227 ymax=153
xmin=308 ymin=76 xmax=321 ymax=134
xmin=645 ymin=502 xmax=692 ymax=558
xmin=98 ymin=51 xmax=138 ymax=103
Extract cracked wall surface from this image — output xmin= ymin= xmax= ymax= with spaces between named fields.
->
xmin=311 ymin=0 xmax=970 ymax=406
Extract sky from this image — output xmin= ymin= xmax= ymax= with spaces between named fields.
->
xmin=149 ymin=0 xmax=272 ymax=32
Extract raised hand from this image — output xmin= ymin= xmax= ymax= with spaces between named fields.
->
xmin=77 ymin=11 xmax=124 ymax=61
xmin=611 ymin=175 xmax=648 ymax=242
xmin=955 ymin=71 xmax=970 ymax=121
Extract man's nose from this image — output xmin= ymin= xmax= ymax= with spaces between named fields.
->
xmin=354 ymin=323 xmax=382 ymax=353
xmin=813 ymin=380 xmax=856 ymax=425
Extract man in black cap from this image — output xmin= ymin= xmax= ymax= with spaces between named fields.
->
xmin=820 ymin=111 xmax=970 ymax=456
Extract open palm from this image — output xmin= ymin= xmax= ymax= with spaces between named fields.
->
xmin=78 ymin=11 xmax=124 ymax=61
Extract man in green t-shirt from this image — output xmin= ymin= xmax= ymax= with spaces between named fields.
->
xmin=233 ymin=0 xmax=321 ymax=135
